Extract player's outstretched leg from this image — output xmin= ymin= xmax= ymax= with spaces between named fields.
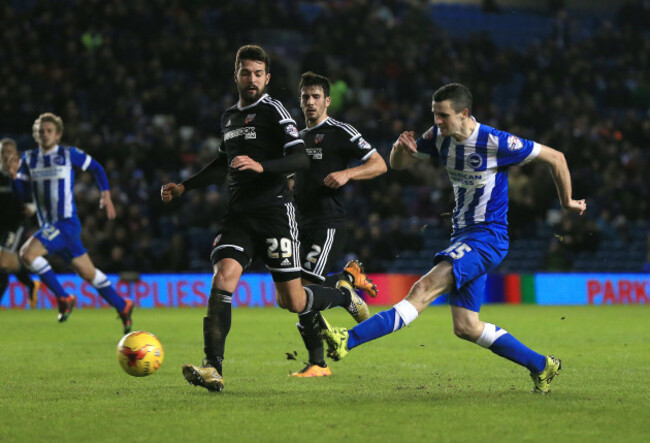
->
xmin=529 ymin=355 xmax=562 ymax=394
xmin=182 ymin=359 xmax=225 ymax=392
xmin=321 ymin=299 xmax=419 ymax=360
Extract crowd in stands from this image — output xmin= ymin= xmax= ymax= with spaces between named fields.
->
xmin=1 ymin=0 xmax=649 ymax=274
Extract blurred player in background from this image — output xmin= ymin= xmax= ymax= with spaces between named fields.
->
xmin=0 ymin=138 xmax=40 ymax=307
xmin=6 ymin=113 xmax=134 ymax=333
xmin=161 ymin=45 xmax=370 ymax=392
xmin=322 ymin=83 xmax=586 ymax=394
xmin=289 ymin=72 xmax=387 ymax=377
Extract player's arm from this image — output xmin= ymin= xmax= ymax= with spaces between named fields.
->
xmin=324 ymin=152 xmax=387 ymax=188
xmin=161 ymin=156 xmax=221 ymax=203
xmin=533 ymin=145 xmax=586 ymax=215
xmin=80 ymin=154 xmax=116 ymax=219
xmin=389 ymin=131 xmax=419 ymax=170
xmin=231 ymin=145 xmax=309 ymax=174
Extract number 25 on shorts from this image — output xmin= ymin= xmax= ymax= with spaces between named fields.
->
xmin=445 ymin=242 xmax=472 ymax=259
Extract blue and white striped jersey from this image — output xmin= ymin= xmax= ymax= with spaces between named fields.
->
xmin=415 ymin=122 xmax=540 ymax=232
xmin=15 ymin=145 xmax=109 ymax=226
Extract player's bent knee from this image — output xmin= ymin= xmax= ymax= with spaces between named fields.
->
xmin=453 ymin=321 xmax=482 ymax=342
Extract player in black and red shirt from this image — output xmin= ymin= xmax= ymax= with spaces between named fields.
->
xmin=161 ymin=46 xmax=371 ymax=392
xmin=290 ymin=72 xmax=387 ymax=377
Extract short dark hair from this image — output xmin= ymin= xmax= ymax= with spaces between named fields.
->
xmin=299 ymin=71 xmax=331 ymax=97
xmin=432 ymin=83 xmax=473 ymax=114
xmin=235 ymin=44 xmax=270 ymax=72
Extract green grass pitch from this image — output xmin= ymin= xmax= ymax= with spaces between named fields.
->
xmin=1 ymin=304 xmax=648 ymax=442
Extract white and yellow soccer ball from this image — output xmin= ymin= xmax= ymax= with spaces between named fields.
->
xmin=117 ymin=331 xmax=164 ymax=377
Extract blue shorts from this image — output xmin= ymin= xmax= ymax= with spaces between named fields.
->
xmin=434 ymin=224 xmax=508 ymax=312
xmin=35 ymin=218 xmax=87 ymax=263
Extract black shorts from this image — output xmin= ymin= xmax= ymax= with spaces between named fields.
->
xmin=0 ymin=226 xmax=24 ymax=253
xmin=210 ymin=203 xmax=301 ymax=282
xmin=299 ymin=226 xmax=348 ymax=283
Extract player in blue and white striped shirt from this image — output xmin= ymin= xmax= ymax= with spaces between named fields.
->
xmin=321 ymin=83 xmax=586 ymax=393
xmin=8 ymin=113 xmax=133 ymax=333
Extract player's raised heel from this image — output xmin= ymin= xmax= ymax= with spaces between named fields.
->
xmin=290 ymin=363 xmax=332 ymax=378
xmin=530 ymin=355 xmax=562 ymax=394
xmin=343 ymin=260 xmax=378 ymax=298
xmin=182 ymin=359 xmax=225 ymax=392
xmin=319 ymin=316 xmax=350 ymax=361
xmin=337 ymin=279 xmax=370 ymax=323
xmin=57 ymin=295 xmax=76 ymax=322
xmin=119 ymin=299 xmax=134 ymax=334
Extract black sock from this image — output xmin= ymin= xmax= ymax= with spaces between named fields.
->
xmin=323 ymin=272 xmax=350 ymax=288
xmin=203 ymin=288 xmax=232 ymax=374
xmin=303 ymin=284 xmax=350 ymax=312
xmin=14 ymin=266 xmax=34 ymax=291
xmin=0 ymin=272 xmax=8 ymax=303
xmin=297 ymin=311 xmax=326 ymax=367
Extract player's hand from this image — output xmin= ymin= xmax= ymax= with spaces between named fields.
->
xmin=160 ymin=183 xmax=185 ymax=203
xmin=3 ymin=154 xmax=20 ymax=178
xmin=231 ymin=155 xmax=263 ymax=173
xmin=395 ymin=131 xmax=417 ymax=155
xmin=564 ymin=199 xmax=587 ymax=215
xmin=100 ymin=190 xmax=116 ymax=220
xmin=324 ymin=170 xmax=351 ymax=188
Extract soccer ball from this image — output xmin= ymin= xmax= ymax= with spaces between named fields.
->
xmin=117 ymin=331 xmax=164 ymax=377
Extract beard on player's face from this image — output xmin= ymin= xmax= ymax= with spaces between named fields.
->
xmin=238 ymin=83 xmax=266 ymax=105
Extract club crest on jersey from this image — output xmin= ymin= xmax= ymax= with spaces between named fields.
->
xmin=357 ymin=137 xmax=371 ymax=150
xmin=423 ymin=127 xmax=434 ymax=140
xmin=507 ymin=135 xmax=523 ymax=151
xmin=467 ymin=153 xmax=483 ymax=169
xmin=244 ymin=113 xmax=256 ymax=124
xmin=53 ymin=155 xmax=65 ymax=165
xmin=314 ymin=134 xmax=324 ymax=145
xmin=285 ymin=124 xmax=299 ymax=138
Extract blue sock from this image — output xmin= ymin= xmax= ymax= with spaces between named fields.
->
xmin=348 ymin=308 xmax=405 ymax=350
xmin=96 ymin=283 xmax=126 ymax=311
xmin=37 ymin=269 xmax=68 ymax=299
xmin=489 ymin=328 xmax=547 ymax=373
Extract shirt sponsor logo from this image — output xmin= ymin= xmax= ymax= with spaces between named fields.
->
xmin=285 ymin=124 xmax=299 ymax=138
xmin=447 ymin=168 xmax=487 ymax=186
xmin=31 ymin=167 xmax=67 ymax=180
xmin=507 ymin=135 xmax=523 ymax=151
xmin=244 ymin=113 xmax=256 ymax=124
xmin=467 ymin=152 xmax=483 ymax=169
xmin=306 ymin=147 xmax=323 ymax=160
xmin=224 ymin=127 xmax=257 ymax=141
